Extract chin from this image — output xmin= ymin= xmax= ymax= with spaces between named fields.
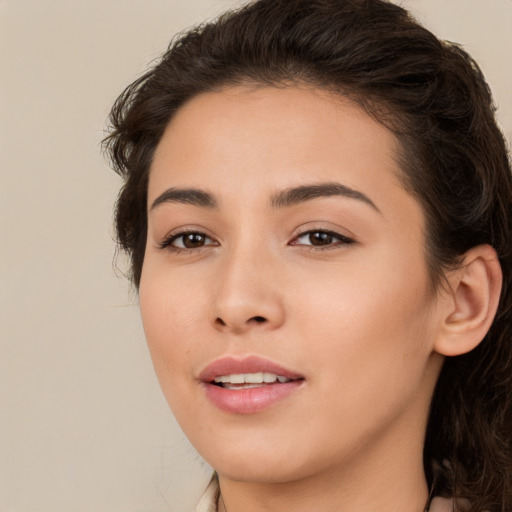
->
xmin=212 ymin=456 xmax=311 ymax=484
xmin=194 ymin=430 xmax=329 ymax=485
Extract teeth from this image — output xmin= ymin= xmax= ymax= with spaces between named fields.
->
xmin=214 ymin=375 xmax=231 ymax=383
xmin=245 ymin=372 xmax=264 ymax=383
xmin=213 ymin=372 xmax=292 ymax=385
xmin=223 ymin=383 xmax=264 ymax=390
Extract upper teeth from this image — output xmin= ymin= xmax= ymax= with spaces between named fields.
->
xmin=213 ymin=373 xmax=291 ymax=384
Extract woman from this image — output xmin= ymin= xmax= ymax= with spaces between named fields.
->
xmin=104 ymin=0 xmax=512 ymax=510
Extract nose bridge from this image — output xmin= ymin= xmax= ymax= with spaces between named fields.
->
xmin=210 ymin=234 xmax=284 ymax=333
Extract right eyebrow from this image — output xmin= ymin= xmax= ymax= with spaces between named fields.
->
xmin=149 ymin=187 xmax=218 ymax=211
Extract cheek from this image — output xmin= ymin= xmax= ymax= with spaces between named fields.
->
xmin=291 ymin=249 xmax=435 ymax=393
xmin=140 ymin=256 xmax=211 ymax=330
xmin=138 ymin=266 xmax=206 ymax=390
xmin=283 ymin=273 xmax=434 ymax=462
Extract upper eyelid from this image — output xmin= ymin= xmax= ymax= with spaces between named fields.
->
xmin=292 ymin=230 xmax=354 ymax=243
xmin=159 ymin=228 xmax=218 ymax=249
xmin=161 ymin=226 xmax=215 ymax=240
xmin=157 ymin=225 xmax=355 ymax=249
xmin=295 ymin=227 xmax=345 ymax=236
xmin=292 ymin=225 xmax=355 ymax=240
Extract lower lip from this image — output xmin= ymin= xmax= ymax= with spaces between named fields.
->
xmin=202 ymin=381 xmax=303 ymax=414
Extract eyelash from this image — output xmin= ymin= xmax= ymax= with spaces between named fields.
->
xmin=291 ymin=229 xmax=355 ymax=250
xmin=158 ymin=228 xmax=355 ymax=253
xmin=158 ymin=229 xmax=218 ymax=253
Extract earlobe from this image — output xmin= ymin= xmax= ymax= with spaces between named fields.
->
xmin=434 ymin=245 xmax=502 ymax=357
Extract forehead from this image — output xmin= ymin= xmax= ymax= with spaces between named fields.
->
xmin=149 ymin=86 xmax=416 ymax=218
xmin=150 ymin=85 xmax=405 ymax=193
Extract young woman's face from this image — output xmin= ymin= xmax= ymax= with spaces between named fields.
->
xmin=140 ymin=86 xmax=444 ymax=484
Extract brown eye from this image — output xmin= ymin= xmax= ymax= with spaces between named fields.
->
xmin=293 ymin=230 xmax=354 ymax=248
xmin=308 ymin=232 xmax=334 ymax=246
xmin=180 ymin=233 xmax=207 ymax=248
xmin=163 ymin=231 xmax=217 ymax=250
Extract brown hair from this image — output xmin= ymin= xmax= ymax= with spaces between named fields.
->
xmin=103 ymin=0 xmax=512 ymax=510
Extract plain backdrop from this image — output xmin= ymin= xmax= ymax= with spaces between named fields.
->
xmin=1 ymin=1 xmax=510 ymax=511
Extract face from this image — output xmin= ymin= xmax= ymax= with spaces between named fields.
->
xmin=140 ymin=86 xmax=443 ymax=485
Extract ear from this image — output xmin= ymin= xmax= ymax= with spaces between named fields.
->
xmin=434 ymin=244 xmax=502 ymax=357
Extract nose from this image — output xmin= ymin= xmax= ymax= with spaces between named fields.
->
xmin=209 ymin=246 xmax=285 ymax=334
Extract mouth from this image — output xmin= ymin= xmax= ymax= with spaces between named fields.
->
xmin=212 ymin=372 xmax=295 ymax=389
xmin=199 ymin=356 xmax=305 ymax=413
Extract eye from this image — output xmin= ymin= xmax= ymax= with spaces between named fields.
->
xmin=291 ymin=230 xmax=354 ymax=249
xmin=160 ymin=231 xmax=218 ymax=251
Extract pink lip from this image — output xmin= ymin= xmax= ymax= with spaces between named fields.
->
xmin=199 ymin=355 xmax=305 ymax=414
xmin=199 ymin=355 xmax=303 ymax=382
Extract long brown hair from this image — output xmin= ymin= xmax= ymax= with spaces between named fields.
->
xmin=103 ymin=1 xmax=512 ymax=509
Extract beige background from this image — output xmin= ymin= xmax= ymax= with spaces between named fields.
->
xmin=1 ymin=1 xmax=510 ymax=511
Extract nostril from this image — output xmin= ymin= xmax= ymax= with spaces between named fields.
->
xmin=213 ymin=315 xmax=268 ymax=330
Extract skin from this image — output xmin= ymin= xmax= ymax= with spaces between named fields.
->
xmin=140 ymin=85 xmax=456 ymax=512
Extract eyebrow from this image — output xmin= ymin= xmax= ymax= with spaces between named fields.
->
xmin=150 ymin=187 xmax=217 ymax=211
xmin=270 ymin=182 xmax=380 ymax=212
xmin=150 ymin=182 xmax=379 ymax=213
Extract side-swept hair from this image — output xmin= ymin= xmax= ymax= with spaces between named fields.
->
xmin=103 ymin=1 xmax=512 ymax=510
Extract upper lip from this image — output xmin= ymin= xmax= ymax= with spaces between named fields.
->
xmin=199 ymin=355 xmax=304 ymax=382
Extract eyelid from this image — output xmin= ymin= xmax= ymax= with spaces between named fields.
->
xmin=289 ymin=226 xmax=356 ymax=249
xmin=156 ymin=224 xmax=355 ymax=252
xmin=158 ymin=227 xmax=219 ymax=251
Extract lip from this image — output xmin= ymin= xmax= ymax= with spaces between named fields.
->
xmin=199 ymin=355 xmax=304 ymax=382
xmin=199 ymin=355 xmax=305 ymax=414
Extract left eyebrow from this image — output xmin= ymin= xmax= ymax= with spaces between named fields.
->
xmin=269 ymin=182 xmax=380 ymax=213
